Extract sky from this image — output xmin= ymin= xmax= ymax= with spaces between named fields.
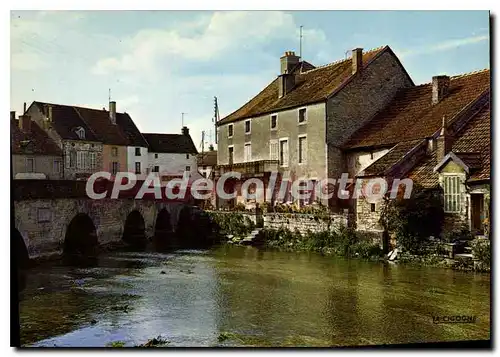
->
xmin=10 ymin=10 xmax=490 ymax=150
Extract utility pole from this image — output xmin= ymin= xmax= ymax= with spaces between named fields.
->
xmin=299 ymin=25 xmax=303 ymax=59
xmin=213 ymin=96 xmax=220 ymax=144
xmin=201 ymin=130 xmax=205 ymax=154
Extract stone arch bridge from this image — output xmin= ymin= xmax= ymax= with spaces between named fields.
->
xmin=13 ymin=180 xmax=213 ymax=263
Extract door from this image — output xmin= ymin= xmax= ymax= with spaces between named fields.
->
xmin=228 ymin=147 xmax=234 ymax=165
xmin=471 ymin=194 xmax=484 ymax=235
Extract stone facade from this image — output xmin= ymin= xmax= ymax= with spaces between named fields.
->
xmin=62 ymin=140 xmax=103 ymax=180
xmin=14 ymin=198 xmax=193 ymax=259
xmin=12 ymin=154 xmax=63 ymax=180
xmin=263 ymin=212 xmax=348 ymax=235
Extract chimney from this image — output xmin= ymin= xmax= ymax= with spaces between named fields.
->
xmin=182 ymin=126 xmax=189 ymax=136
xmin=48 ymin=105 xmax=53 ymax=122
xmin=209 ymin=144 xmax=214 ymax=151
xmin=352 ymin=48 xmax=363 ymax=75
xmin=23 ymin=102 xmax=27 ymax=113
xmin=432 ymin=75 xmax=450 ymax=105
xmin=436 ymin=116 xmax=453 ymax=164
xmin=19 ymin=114 xmax=31 ymax=133
xmin=10 ymin=111 xmax=15 ymax=121
xmin=109 ymin=101 xmax=117 ymax=125
xmin=280 ymin=51 xmax=300 ymax=75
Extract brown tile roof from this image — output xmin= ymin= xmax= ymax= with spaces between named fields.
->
xmin=407 ymin=151 xmax=440 ymax=189
xmin=218 ymin=46 xmax=404 ymax=124
xmin=452 ymin=103 xmax=490 ymax=181
xmin=406 ymin=102 xmax=490 ymax=187
xmin=344 ymin=69 xmax=490 ymax=149
xmin=143 ymin=133 xmax=198 ymax=154
xmin=360 ymin=139 xmax=424 ymax=177
xmin=197 ymin=150 xmax=217 ymax=166
xmin=11 ymin=118 xmax=62 ymax=156
xmin=31 ymin=101 xmax=148 ymax=147
xmin=32 ymin=101 xmax=99 ymax=142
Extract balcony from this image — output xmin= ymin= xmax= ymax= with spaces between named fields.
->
xmin=216 ymin=160 xmax=279 ymax=177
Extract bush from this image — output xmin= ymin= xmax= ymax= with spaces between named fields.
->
xmin=379 ymin=185 xmax=444 ymax=254
xmin=351 ymin=241 xmax=384 ymax=259
xmin=471 ymin=239 xmax=490 ymax=267
xmin=443 ymin=225 xmax=475 ymax=243
xmin=208 ymin=212 xmax=255 ymax=238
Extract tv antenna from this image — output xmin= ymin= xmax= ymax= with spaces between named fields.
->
xmin=181 ymin=112 xmax=187 ymax=127
xmin=299 ymin=26 xmax=303 ymax=59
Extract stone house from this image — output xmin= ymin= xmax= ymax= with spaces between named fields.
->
xmin=143 ymin=127 xmax=199 ymax=185
xmin=343 ymin=69 xmax=490 ymax=238
xmin=25 ymin=101 xmax=103 ymax=180
xmin=215 ymin=45 xmax=414 ymax=210
xmin=11 ymin=111 xmax=63 ymax=179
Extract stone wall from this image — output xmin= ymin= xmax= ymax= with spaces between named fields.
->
xmin=12 ymin=154 xmax=63 ymax=180
xmin=263 ymin=212 xmax=348 ymax=235
xmin=14 ymin=197 xmax=192 ymax=259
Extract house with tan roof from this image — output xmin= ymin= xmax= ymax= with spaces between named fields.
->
xmin=215 ymin=46 xmax=414 ymax=209
xmin=11 ymin=111 xmax=63 ymax=180
xmin=343 ymin=69 xmax=490 ymax=239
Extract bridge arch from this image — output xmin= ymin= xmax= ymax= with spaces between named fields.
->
xmin=176 ymin=206 xmax=196 ymax=247
xmin=153 ymin=208 xmax=175 ymax=250
xmin=122 ymin=210 xmax=147 ymax=247
xmin=64 ymin=213 xmax=98 ymax=256
xmin=13 ymin=227 xmax=30 ymax=269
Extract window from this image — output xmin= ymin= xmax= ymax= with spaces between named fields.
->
xmin=69 ymin=151 xmax=77 ymax=168
xmin=112 ymin=162 xmax=119 ymax=175
xmin=89 ymin=152 xmax=96 ymax=169
xmin=270 ymin=140 xmax=278 ymax=160
xmin=245 ymin=120 xmax=251 ymax=134
xmin=279 ymin=139 xmax=289 ymax=167
xmin=244 ymin=143 xmax=252 ymax=162
xmin=270 ymin=115 xmax=277 ymax=130
xmin=203 ymin=165 xmax=207 ymax=170
xmin=111 ymin=147 xmax=118 ymax=157
xmin=135 ymin=162 xmax=141 ymax=174
xmin=228 ymin=146 xmax=234 ymax=165
xmin=135 ymin=147 xmax=141 ymax=156
xmin=26 ymin=158 xmax=34 ymax=173
xmin=185 ymin=166 xmax=191 ymax=172
xmin=75 ymin=127 xmax=85 ymax=139
xmin=298 ymin=108 xmax=307 ymax=123
xmin=53 ymin=160 xmax=61 ymax=173
xmin=444 ymin=175 xmax=462 ymax=213
xmin=37 ymin=208 xmax=51 ymax=223
xmin=370 ymin=203 xmax=376 ymax=212
xmin=77 ymin=151 xmax=86 ymax=169
xmin=298 ymin=135 xmax=307 ymax=164
xmin=154 ymin=153 xmax=158 ymax=159
xmin=228 ymin=124 xmax=233 ymax=138
xmin=153 ymin=166 xmax=159 ymax=172
xmin=186 ymin=154 xmax=190 ymax=159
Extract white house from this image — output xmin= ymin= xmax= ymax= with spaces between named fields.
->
xmin=143 ymin=127 xmax=199 ymax=185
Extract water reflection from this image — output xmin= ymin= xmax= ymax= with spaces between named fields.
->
xmin=19 ymin=246 xmax=490 ymax=347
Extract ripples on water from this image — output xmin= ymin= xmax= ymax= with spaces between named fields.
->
xmin=18 ymin=246 xmax=490 ymax=347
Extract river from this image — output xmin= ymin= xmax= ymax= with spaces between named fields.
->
xmin=18 ymin=245 xmax=490 ymax=347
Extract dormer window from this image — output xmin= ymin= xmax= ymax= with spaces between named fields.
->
xmin=75 ymin=127 xmax=85 ymax=140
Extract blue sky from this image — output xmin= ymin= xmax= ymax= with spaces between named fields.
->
xmin=10 ymin=10 xmax=490 ymax=149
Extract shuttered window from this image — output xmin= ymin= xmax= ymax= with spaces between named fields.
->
xmin=270 ymin=140 xmax=278 ymax=160
xmin=443 ymin=175 xmax=461 ymax=213
xmin=279 ymin=139 xmax=289 ymax=167
xmin=244 ymin=143 xmax=252 ymax=162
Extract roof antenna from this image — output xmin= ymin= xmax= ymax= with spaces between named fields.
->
xmin=299 ymin=25 xmax=303 ymax=59
xmin=108 ymin=88 xmax=111 ymax=102
xmin=181 ymin=112 xmax=187 ymax=127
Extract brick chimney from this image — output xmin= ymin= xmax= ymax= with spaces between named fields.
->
xmin=109 ymin=101 xmax=117 ymax=125
xmin=436 ymin=116 xmax=453 ymax=164
xmin=278 ymin=51 xmax=300 ymax=98
xmin=19 ymin=114 xmax=31 ymax=133
xmin=209 ymin=144 xmax=214 ymax=151
xmin=432 ymin=75 xmax=450 ymax=105
xmin=352 ymin=48 xmax=363 ymax=74
xmin=10 ymin=111 xmax=15 ymax=121
xmin=182 ymin=126 xmax=189 ymax=136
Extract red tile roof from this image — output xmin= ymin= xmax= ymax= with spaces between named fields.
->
xmin=360 ymin=139 xmax=424 ymax=176
xmin=73 ymin=106 xmax=129 ymax=146
xmin=407 ymin=151 xmax=440 ymax=189
xmin=452 ymin=103 xmax=490 ymax=181
xmin=218 ymin=46 xmax=405 ymax=124
xmin=11 ymin=118 xmax=62 ymax=156
xmin=345 ymin=69 xmax=490 ymax=149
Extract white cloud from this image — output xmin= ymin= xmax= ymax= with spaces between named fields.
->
xmin=91 ymin=11 xmax=327 ymax=76
xmin=396 ymin=35 xmax=489 ymax=59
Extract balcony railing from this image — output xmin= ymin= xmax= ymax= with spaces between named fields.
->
xmin=215 ymin=160 xmax=279 ymax=176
